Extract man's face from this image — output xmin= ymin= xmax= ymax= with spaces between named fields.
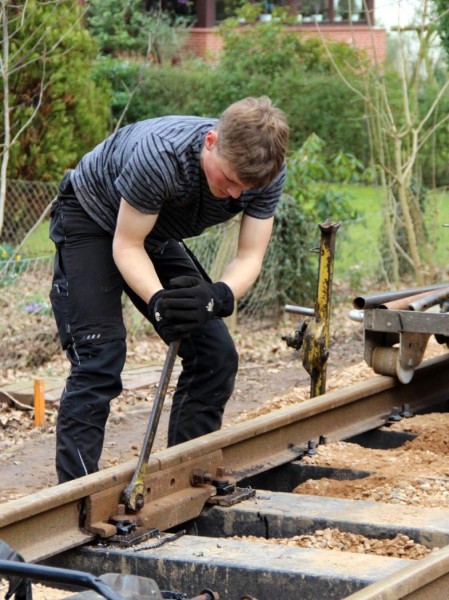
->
xmin=201 ymin=130 xmax=249 ymax=199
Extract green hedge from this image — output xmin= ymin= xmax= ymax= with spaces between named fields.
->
xmin=3 ymin=0 xmax=111 ymax=181
xmin=95 ymin=58 xmax=367 ymax=161
xmin=91 ymin=19 xmax=370 ymax=162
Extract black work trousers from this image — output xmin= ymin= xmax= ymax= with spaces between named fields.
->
xmin=49 ymin=174 xmax=239 ymax=483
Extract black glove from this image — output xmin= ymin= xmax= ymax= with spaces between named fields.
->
xmin=150 ymin=276 xmax=234 ymax=340
xmin=147 ymin=288 xmax=178 ymax=344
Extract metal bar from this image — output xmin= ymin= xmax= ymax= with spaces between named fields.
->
xmin=0 ymin=497 xmax=94 ymax=563
xmin=364 ymin=309 xmax=449 ymax=335
xmin=381 ymin=290 xmax=441 ymax=310
xmin=349 ymin=309 xmax=364 ymax=322
xmin=284 ymin=304 xmax=315 ymax=316
xmin=409 ymin=287 xmax=449 ymax=312
xmin=353 ymin=283 xmax=449 ymax=310
xmin=121 ymin=340 xmax=180 ymax=512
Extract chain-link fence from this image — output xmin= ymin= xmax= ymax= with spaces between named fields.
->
xmin=0 ymin=181 xmax=57 ymax=370
xmin=2 ymin=180 xmax=58 ymax=247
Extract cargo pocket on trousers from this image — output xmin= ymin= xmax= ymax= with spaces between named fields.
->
xmin=50 ymin=247 xmax=72 ymax=350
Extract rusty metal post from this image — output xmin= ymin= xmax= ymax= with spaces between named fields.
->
xmin=302 ymin=220 xmax=341 ymax=397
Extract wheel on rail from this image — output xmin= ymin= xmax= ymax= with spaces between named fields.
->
xmin=371 ymin=346 xmax=414 ymax=384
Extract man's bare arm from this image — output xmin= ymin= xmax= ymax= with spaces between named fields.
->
xmin=112 ymin=198 xmax=162 ymax=303
xmin=219 ymin=214 xmax=273 ymax=299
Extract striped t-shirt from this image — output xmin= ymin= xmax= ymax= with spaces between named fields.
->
xmin=71 ymin=116 xmax=285 ymax=241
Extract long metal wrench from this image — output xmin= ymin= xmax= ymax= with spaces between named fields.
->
xmin=121 ymin=340 xmax=180 ymax=512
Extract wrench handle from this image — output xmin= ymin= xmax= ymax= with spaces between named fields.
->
xmin=121 ymin=340 xmax=180 ymax=511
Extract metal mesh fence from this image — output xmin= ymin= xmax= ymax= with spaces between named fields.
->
xmin=2 ymin=180 xmax=58 ymax=246
xmin=0 ymin=181 xmax=57 ymax=370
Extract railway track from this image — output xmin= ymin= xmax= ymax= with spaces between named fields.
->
xmin=1 ymin=354 xmax=449 ymax=599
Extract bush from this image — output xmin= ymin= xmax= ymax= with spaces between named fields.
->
xmin=274 ymin=72 xmax=366 ymax=158
xmin=97 ymin=56 xmax=367 ymax=163
xmin=87 ymin=0 xmax=193 ymax=63
xmin=93 ymin=58 xmax=219 ymax=123
xmin=0 ymin=243 xmax=27 ymax=286
xmin=3 ymin=0 xmax=111 ymax=181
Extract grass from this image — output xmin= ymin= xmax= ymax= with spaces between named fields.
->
xmin=334 ymin=185 xmax=384 ymax=282
xmin=333 ymin=185 xmax=449 ymax=287
xmin=424 ymin=189 xmax=449 ymax=268
xmin=21 ymin=219 xmax=53 ymax=258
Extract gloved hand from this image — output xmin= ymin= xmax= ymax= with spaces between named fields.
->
xmin=148 ymin=276 xmax=234 ymax=341
xmin=147 ymin=289 xmax=178 ymax=344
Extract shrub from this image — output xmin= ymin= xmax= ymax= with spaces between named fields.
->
xmin=3 ymin=0 xmax=111 ymax=181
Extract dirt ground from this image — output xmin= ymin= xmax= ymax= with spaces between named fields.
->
xmin=1 ymin=304 xmax=449 ymax=599
xmin=296 ymin=413 xmax=449 ymax=508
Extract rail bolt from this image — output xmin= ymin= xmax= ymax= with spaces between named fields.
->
xmin=191 ymin=469 xmax=213 ymax=486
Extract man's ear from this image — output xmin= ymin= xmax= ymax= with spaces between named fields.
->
xmin=205 ymin=130 xmax=218 ymax=150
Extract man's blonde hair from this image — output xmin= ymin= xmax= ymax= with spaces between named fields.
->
xmin=216 ymin=96 xmax=289 ymax=188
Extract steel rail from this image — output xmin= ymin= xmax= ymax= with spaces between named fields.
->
xmin=346 ymin=544 xmax=449 ymax=599
xmin=1 ymin=354 xmax=449 ymax=576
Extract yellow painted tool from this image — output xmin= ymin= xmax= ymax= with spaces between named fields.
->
xmin=284 ymin=220 xmax=340 ymax=398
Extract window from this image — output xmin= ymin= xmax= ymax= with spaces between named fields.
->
xmin=145 ymin=0 xmax=195 ymax=18
xmin=215 ymin=1 xmax=374 ymax=24
xmin=202 ymin=1 xmax=375 ymax=26
xmin=334 ymin=0 xmax=365 ymax=22
xmin=295 ymin=1 xmax=372 ymax=23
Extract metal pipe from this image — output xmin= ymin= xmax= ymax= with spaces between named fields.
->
xmin=284 ymin=305 xmax=315 ymax=316
xmin=352 ymin=283 xmax=449 ymax=310
xmin=380 ymin=289 xmax=438 ymax=310
xmin=409 ymin=286 xmax=449 ymax=312
xmin=348 ymin=309 xmax=364 ymax=322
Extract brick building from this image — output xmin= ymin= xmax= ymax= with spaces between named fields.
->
xmin=182 ymin=1 xmax=386 ymax=64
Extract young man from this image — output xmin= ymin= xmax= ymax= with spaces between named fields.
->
xmin=49 ymin=96 xmax=289 ymax=483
